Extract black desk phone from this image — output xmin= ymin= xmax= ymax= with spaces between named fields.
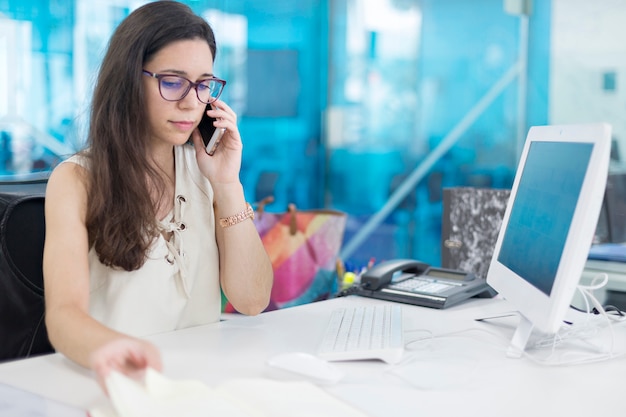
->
xmin=355 ymin=259 xmax=495 ymax=309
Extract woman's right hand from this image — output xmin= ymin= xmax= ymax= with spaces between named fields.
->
xmin=89 ymin=338 xmax=163 ymax=395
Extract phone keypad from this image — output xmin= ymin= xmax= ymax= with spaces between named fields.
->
xmin=388 ymin=278 xmax=453 ymax=294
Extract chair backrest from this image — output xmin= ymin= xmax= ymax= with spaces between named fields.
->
xmin=0 ymin=179 xmax=54 ymax=361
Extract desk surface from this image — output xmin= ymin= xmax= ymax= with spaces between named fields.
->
xmin=1 ymin=295 xmax=625 ymax=417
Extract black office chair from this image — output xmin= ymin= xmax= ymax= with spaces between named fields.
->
xmin=0 ymin=178 xmax=54 ymax=361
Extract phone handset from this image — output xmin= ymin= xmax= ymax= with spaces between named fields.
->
xmin=360 ymin=259 xmax=430 ymax=291
xmin=197 ymin=104 xmax=226 ymax=155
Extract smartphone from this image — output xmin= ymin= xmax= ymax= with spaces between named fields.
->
xmin=198 ymin=105 xmax=226 ymax=156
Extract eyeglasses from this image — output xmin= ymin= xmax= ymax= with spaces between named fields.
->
xmin=142 ymin=70 xmax=226 ymax=104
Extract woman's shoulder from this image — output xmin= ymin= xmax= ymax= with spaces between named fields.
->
xmin=174 ymin=144 xmax=213 ymax=198
xmin=175 ymin=144 xmax=205 ymax=179
xmin=62 ymin=152 xmax=89 ymax=167
xmin=47 ymin=154 xmax=89 ymax=197
xmin=176 ymin=143 xmax=196 ymax=160
xmin=51 ymin=152 xmax=86 ymax=176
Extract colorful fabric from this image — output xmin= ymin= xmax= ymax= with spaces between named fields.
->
xmin=224 ymin=206 xmax=346 ymax=312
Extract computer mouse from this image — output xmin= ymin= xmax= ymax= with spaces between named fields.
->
xmin=266 ymin=352 xmax=345 ymax=384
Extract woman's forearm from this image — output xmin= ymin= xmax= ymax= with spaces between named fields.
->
xmin=213 ymin=182 xmax=273 ymax=315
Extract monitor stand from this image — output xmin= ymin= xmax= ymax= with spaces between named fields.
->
xmin=507 ymin=314 xmax=534 ymax=358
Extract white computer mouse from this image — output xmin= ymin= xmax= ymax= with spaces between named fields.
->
xmin=266 ymin=352 xmax=345 ymax=384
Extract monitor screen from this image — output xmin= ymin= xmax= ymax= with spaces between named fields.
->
xmin=486 ymin=123 xmax=611 ymax=357
xmin=497 ymin=141 xmax=593 ymax=296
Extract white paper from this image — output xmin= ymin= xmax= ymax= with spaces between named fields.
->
xmin=89 ymin=368 xmax=369 ymax=417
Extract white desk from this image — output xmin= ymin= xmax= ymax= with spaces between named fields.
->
xmin=1 ymin=295 xmax=625 ymax=417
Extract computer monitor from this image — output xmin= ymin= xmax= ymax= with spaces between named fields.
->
xmin=602 ymin=171 xmax=626 ymax=243
xmin=486 ymin=123 xmax=612 ymax=357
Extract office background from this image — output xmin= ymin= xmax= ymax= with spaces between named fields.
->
xmin=0 ymin=0 xmax=624 ymax=269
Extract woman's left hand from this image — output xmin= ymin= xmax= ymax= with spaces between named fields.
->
xmin=190 ymin=99 xmax=243 ymax=185
xmin=89 ymin=338 xmax=163 ymax=396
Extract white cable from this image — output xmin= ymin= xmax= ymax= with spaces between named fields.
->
xmin=523 ymin=272 xmax=626 ymax=366
xmin=403 ymin=328 xmax=434 ymax=352
xmin=403 ymin=326 xmax=511 ymax=355
xmin=399 ymin=274 xmax=626 ymax=368
xmin=579 ymin=272 xmax=609 ymax=291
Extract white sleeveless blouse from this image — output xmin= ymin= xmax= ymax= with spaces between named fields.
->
xmin=64 ymin=145 xmax=221 ymax=336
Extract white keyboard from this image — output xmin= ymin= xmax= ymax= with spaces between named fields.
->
xmin=317 ymin=304 xmax=404 ymax=364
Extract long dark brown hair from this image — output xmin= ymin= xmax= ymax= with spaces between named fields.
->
xmin=82 ymin=1 xmax=217 ymax=270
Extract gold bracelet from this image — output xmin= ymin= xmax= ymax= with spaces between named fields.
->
xmin=219 ymin=203 xmax=255 ymax=228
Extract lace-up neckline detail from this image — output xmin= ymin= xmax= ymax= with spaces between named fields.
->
xmin=159 ymin=194 xmax=190 ymax=297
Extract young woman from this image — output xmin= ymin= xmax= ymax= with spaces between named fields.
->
xmin=42 ymin=0 xmax=273 ymax=387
